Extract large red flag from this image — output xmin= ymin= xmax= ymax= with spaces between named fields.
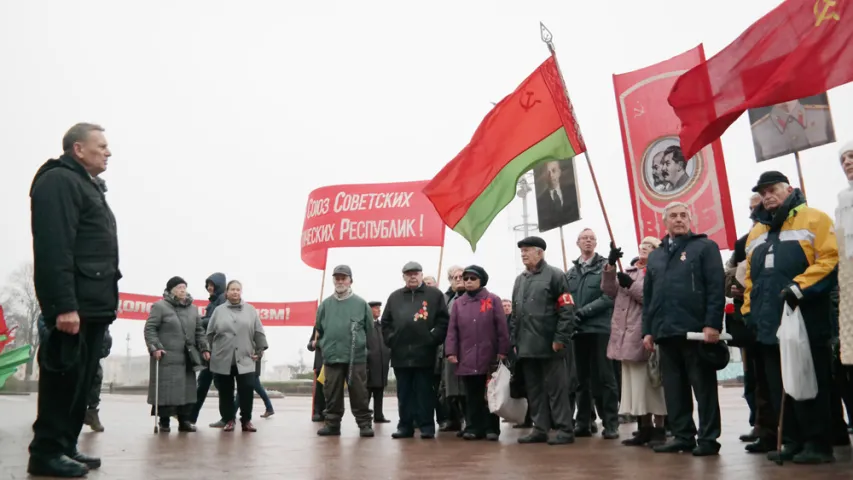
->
xmin=614 ymin=46 xmax=737 ymax=250
xmin=668 ymin=0 xmax=853 ymax=159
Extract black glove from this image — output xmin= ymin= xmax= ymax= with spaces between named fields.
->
xmin=616 ymin=272 xmax=634 ymax=289
xmin=608 ymin=241 xmax=623 ymax=266
xmin=575 ymin=308 xmax=586 ymax=320
xmin=779 ymin=284 xmax=800 ymax=309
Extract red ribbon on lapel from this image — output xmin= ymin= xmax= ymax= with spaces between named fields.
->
xmin=480 ymin=298 xmax=493 ymax=313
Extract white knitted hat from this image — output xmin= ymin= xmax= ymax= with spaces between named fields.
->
xmin=841 ymin=140 xmax=853 ymax=160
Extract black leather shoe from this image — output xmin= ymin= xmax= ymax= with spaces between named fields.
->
xmin=69 ymin=451 xmax=101 ymax=469
xmin=573 ymin=427 xmax=593 ymax=437
xmin=692 ymin=442 xmax=720 ymax=456
xmin=374 ymin=417 xmax=391 ymax=423
xmin=518 ymin=432 xmax=549 ymax=444
xmin=547 ymin=433 xmax=575 ymax=445
xmin=745 ymin=437 xmax=775 ymax=454
xmin=27 ymin=454 xmax=89 ymax=478
xmin=391 ymin=430 xmax=415 ymax=439
xmin=317 ymin=425 xmax=341 ymax=436
xmin=653 ymin=439 xmax=696 ymax=453
xmin=178 ymin=422 xmax=197 ymax=432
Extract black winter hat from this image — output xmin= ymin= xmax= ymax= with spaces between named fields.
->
xmin=463 ymin=265 xmax=489 ymax=287
xmin=166 ymin=276 xmax=188 ymax=292
xmin=697 ymin=341 xmax=730 ymax=371
xmin=517 ymin=236 xmax=546 ymax=250
xmin=368 ymin=301 xmax=382 ymax=307
xmin=751 ymin=171 xmax=790 ymax=192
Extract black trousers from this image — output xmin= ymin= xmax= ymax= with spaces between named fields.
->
xmin=745 ymin=344 xmax=776 ymax=437
xmin=831 ymin=355 xmax=853 ymax=438
xmin=522 ymin=351 xmax=574 ymax=435
xmin=658 ymin=338 xmax=721 ymax=446
xmin=573 ymin=333 xmax=620 ymax=431
xmin=370 ymin=387 xmax=385 ymax=419
xmin=191 ymin=367 xmax=214 ymax=423
xmin=433 ymin=375 xmax=449 ymax=424
xmin=760 ymin=342 xmax=833 ymax=452
xmin=322 ymin=363 xmax=371 ymax=428
xmin=395 ymin=367 xmax=435 ymax=434
xmin=462 ymin=375 xmax=500 ymax=435
xmin=743 ymin=347 xmax=757 ymax=426
xmin=87 ymin=362 xmax=104 ymax=409
xmin=30 ymin=321 xmax=108 ymax=457
xmin=214 ymin=366 xmax=254 ymax=423
xmin=313 ymin=369 xmax=326 ymax=417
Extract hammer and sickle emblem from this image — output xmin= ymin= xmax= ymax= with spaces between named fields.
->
xmin=814 ymin=0 xmax=840 ymax=26
xmin=519 ymin=91 xmax=541 ymax=112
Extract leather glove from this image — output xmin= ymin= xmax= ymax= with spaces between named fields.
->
xmin=616 ymin=272 xmax=634 ymax=289
xmin=779 ymin=284 xmax=801 ymax=309
xmin=575 ymin=308 xmax=586 ymax=320
xmin=608 ymin=241 xmax=623 ymax=266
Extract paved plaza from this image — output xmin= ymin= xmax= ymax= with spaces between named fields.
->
xmin=0 ymin=387 xmax=850 ymax=479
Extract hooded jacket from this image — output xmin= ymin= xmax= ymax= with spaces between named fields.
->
xmin=29 ymin=155 xmax=121 ymax=321
xmin=201 ymin=272 xmax=227 ymax=330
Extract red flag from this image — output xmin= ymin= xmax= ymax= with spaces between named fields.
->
xmin=614 ymin=46 xmax=737 ymax=250
xmin=668 ymin=0 xmax=853 ymax=159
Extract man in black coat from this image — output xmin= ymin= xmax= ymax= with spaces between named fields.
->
xmin=28 ymin=123 xmax=121 ymax=478
xmin=381 ymin=261 xmax=450 ymax=439
xmin=367 ymin=301 xmax=391 ymax=423
xmin=642 ymin=202 xmax=725 ymax=456
xmin=191 ymin=272 xmax=228 ymax=426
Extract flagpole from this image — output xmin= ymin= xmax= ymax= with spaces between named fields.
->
xmin=559 ymin=226 xmax=569 ymax=272
xmin=436 ymin=244 xmax=446 ymax=289
xmin=312 ymin=262 xmax=327 ymax=419
xmin=540 ymin=22 xmax=623 ymax=272
xmin=794 ymin=151 xmax=807 ymax=200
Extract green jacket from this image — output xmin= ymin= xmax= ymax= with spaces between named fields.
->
xmin=566 ymin=253 xmax=614 ymax=335
xmin=316 ymin=293 xmax=373 ymax=365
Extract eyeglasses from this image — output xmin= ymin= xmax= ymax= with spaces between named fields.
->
xmin=462 ymin=275 xmax=479 ymax=282
xmin=452 ymin=275 xmax=462 ymax=280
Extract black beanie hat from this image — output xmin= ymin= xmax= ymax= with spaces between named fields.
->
xmin=463 ymin=265 xmax=489 ymax=287
xmin=166 ymin=276 xmax=188 ymax=292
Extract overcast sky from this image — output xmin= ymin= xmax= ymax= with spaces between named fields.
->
xmin=1 ymin=0 xmax=849 ymax=370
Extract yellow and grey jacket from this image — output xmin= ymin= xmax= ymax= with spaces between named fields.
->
xmin=742 ymin=189 xmax=838 ymax=344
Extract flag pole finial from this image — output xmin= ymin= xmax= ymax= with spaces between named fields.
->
xmin=539 ymin=22 xmax=553 ymax=44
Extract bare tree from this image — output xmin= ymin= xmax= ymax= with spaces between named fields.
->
xmin=297 ymin=348 xmax=307 ymax=375
xmin=1 ymin=262 xmax=41 ymax=378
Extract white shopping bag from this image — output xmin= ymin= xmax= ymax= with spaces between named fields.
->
xmin=777 ymin=304 xmax=818 ymax=401
xmin=487 ymin=362 xmax=528 ymax=424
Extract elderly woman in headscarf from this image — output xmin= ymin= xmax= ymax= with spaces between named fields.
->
xmin=207 ymin=280 xmax=268 ymax=432
xmin=445 ymin=265 xmax=510 ymax=441
xmin=145 ymin=276 xmax=210 ymax=433
xmin=602 ymin=237 xmax=667 ymax=447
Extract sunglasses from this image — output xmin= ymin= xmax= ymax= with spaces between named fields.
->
xmin=462 ymin=275 xmax=479 ymax=282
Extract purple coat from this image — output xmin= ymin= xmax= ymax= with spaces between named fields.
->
xmin=444 ymin=289 xmax=510 ymax=376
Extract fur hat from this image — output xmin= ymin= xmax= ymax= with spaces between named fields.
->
xmin=166 ymin=276 xmax=187 ymax=292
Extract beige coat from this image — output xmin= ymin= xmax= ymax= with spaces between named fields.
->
xmin=207 ymin=300 xmax=268 ymax=375
xmin=838 ymin=224 xmax=853 ymax=365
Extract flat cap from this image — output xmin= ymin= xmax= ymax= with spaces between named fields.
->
xmin=751 ymin=171 xmax=790 ymax=192
xmin=368 ymin=301 xmax=382 ymax=307
xmin=402 ymin=261 xmax=423 ymax=273
xmin=517 ymin=236 xmax=546 ymax=250
xmin=332 ymin=265 xmax=352 ymax=277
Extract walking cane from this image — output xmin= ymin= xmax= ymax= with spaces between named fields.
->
xmin=153 ymin=356 xmax=160 ymax=434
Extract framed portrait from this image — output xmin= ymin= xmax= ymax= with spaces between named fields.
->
xmin=532 ymin=157 xmax=581 ymax=233
xmin=747 ymin=93 xmax=836 ymax=163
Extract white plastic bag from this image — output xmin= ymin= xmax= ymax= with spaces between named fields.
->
xmin=777 ymin=304 xmax=818 ymax=401
xmin=487 ymin=363 xmax=528 ymax=424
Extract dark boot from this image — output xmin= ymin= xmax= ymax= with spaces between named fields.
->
xmin=311 ymin=414 xmax=325 ymax=422
xmin=745 ymin=437 xmax=776 ymax=454
xmin=68 ymin=451 xmax=101 ymax=470
xmin=439 ymin=421 xmax=461 ymax=432
xmin=766 ymin=444 xmax=802 ymax=463
xmin=518 ymin=432 xmax=549 ymax=444
xmin=602 ymin=428 xmax=619 ymax=440
xmin=178 ymin=421 xmax=197 ymax=432
xmin=391 ymin=429 xmax=415 ymax=439
xmin=647 ymin=427 xmax=667 ymax=447
xmin=573 ymin=426 xmax=593 ymax=437
xmin=547 ymin=432 xmax=575 ymax=445
xmin=317 ymin=424 xmax=341 ymax=436
xmin=241 ymin=421 xmax=257 ymax=432
xmin=27 ymin=455 xmax=89 ymax=478
xmin=359 ymin=425 xmax=375 ymax=437
xmin=653 ymin=438 xmax=696 ymax=453
xmin=692 ymin=441 xmax=721 ymax=457
xmin=622 ymin=426 xmax=652 ymax=446
xmin=792 ymin=444 xmax=835 ymax=464
xmin=84 ymin=408 xmax=105 ymax=432
xmin=739 ymin=427 xmax=760 ymax=442
xmin=158 ymin=417 xmax=171 ymax=433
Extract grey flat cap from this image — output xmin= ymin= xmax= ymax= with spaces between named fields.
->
xmin=332 ymin=265 xmax=352 ymax=277
xmin=402 ymin=261 xmax=423 ymax=273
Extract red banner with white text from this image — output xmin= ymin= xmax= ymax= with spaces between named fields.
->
xmin=613 ymin=45 xmax=736 ymax=250
xmin=300 ymin=181 xmax=446 ymax=270
xmin=117 ymin=293 xmax=317 ymax=327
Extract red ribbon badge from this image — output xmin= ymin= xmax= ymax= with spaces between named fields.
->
xmin=480 ymin=298 xmax=493 ymax=313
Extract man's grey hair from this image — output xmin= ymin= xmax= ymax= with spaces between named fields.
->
xmin=446 ymin=265 xmax=463 ymax=281
xmin=62 ymin=123 xmax=104 ymax=155
xmin=577 ymin=227 xmax=595 ymax=240
xmin=423 ymin=275 xmax=436 ymax=283
xmin=661 ymin=201 xmax=692 ymax=222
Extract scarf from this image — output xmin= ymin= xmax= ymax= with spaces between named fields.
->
xmin=837 ymin=180 xmax=853 ymax=260
xmin=334 ymin=287 xmax=353 ymax=301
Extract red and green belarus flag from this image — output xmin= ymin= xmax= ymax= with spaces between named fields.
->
xmin=423 ymin=54 xmax=586 ymax=250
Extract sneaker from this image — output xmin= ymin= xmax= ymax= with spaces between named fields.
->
xmin=223 ymin=420 xmax=235 ymax=432
xmin=260 ymin=410 xmax=275 ymax=419
xmin=209 ymin=420 xmax=226 ymax=428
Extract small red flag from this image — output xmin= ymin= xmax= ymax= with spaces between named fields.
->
xmin=668 ymin=0 xmax=853 ymax=159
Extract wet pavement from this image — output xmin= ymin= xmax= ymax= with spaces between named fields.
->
xmin=0 ymin=387 xmax=850 ymax=479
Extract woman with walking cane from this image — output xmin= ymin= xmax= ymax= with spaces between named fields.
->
xmin=145 ymin=277 xmax=210 ymax=433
